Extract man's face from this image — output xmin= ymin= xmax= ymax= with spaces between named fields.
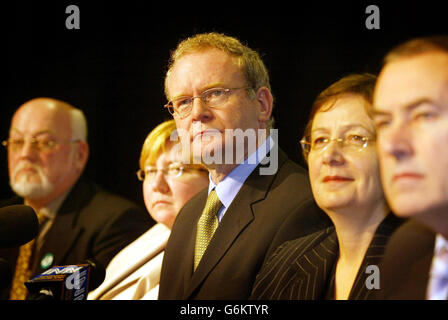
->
xmin=166 ymin=49 xmax=264 ymax=167
xmin=373 ymin=51 xmax=448 ymax=218
xmin=8 ymin=101 xmax=78 ymax=202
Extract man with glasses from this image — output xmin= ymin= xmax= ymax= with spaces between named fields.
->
xmin=0 ymin=97 xmax=152 ymax=300
xmin=158 ymin=33 xmax=328 ymax=299
xmin=371 ymin=36 xmax=448 ymax=299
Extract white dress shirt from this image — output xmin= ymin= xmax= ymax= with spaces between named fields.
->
xmin=427 ymin=234 xmax=448 ymax=300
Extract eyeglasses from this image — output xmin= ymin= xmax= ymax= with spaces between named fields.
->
xmin=136 ymin=164 xmax=207 ymax=182
xmin=300 ymin=135 xmax=375 ymax=156
xmin=2 ymin=137 xmax=80 ymax=153
xmin=164 ymin=87 xmax=253 ymax=118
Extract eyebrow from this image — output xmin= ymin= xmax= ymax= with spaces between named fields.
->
xmin=312 ymin=124 xmax=373 ymax=134
xmin=145 ymin=162 xmax=184 ymax=169
xmin=170 ymin=82 xmax=227 ymax=100
xmin=9 ymin=128 xmax=55 ymax=137
xmin=373 ymin=98 xmax=437 ymax=116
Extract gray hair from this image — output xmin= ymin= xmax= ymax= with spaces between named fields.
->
xmin=69 ymin=108 xmax=88 ymax=141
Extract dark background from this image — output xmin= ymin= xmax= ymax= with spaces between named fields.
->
xmin=2 ymin=1 xmax=448 ymax=209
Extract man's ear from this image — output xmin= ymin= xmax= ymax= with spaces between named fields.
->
xmin=74 ymin=141 xmax=89 ymax=172
xmin=255 ymin=87 xmax=273 ymax=125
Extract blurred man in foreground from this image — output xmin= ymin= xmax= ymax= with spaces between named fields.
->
xmin=373 ymin=36 xmax=448 ymax=299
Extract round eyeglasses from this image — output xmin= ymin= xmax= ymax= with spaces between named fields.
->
xmin=136 ymin=165 xmax=207 ymax=182
xmin=2 ymin=138 xmax=80 ymax=153
xmin=300 ymin=135 xmax=375 ymax=157
xmin=164 ymin=87 xmax=253 ymax=118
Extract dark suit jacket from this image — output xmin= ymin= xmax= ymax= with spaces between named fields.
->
xmin=250 ymin=211 xmax=404 ymax=300
xmin=158 ymin=148 xmax=330 ymax=300
xmin=0 ymin=178 xmax=153 ymax=300
xmin=370 ymin=219 xmax=435 ymax=300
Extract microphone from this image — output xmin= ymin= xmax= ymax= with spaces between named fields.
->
xmin=0 ymin=258 xmax=13 ymax=290
xmin=0 ymin=205 xmax=39 ymax=248
xmin=25 ymin=258 xmax=106 ymax=300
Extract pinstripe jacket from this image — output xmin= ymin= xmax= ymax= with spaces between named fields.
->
xmin=250 ymin=212 xmax=404 ymax=300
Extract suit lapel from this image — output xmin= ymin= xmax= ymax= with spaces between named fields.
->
xmin=349 ymin=214 xmax=404 ymax=300
xmin=178 ymin=190 xmax=207 ymax=296
xmin=185 ymin=152 xmax=286 ymax=298
xmin=37 ymin=213 xmax=84 ymax=269
xmin=34 ymin=179 xmax=93 ymax=274
xmin=290 ymin=228 xmax=339 ymax=299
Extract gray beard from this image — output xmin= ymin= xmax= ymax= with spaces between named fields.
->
xmin=10 ymin=163 xmax=54 ymax=199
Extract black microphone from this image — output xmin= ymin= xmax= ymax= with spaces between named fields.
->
xmin=25 ymin=258 xmax=106 ymax=300
xmin=0 ymin=205 xmax=39 ymax=248
xmin=0 ymin=258 xmax=13 ymax=290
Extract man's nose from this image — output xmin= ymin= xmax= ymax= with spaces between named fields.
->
xmin=191 ymin=97 xmax=213 ymax=123
xmin=380 ymin=123 xmax=414 ymax=161
xmin=18 ymin=140 xmax=39 ymax=159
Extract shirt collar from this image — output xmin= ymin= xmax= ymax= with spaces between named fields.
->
xmin=24 ymin=188 xmax=72 ymax=220
xmin=434 ymin=233 xmax=448 ymax=256
xmin=208 ymin=135 xmax=273 ymax=209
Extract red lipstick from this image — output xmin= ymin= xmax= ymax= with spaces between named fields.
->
xmin=322 ymin=176 xmax=354 ymax=183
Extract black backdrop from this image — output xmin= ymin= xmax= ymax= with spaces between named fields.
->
xmin=2 ymin=1 xmax=448 ymax=209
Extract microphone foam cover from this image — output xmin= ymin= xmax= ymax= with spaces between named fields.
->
xmin=0 ymin=205 xmax=39 ymax=248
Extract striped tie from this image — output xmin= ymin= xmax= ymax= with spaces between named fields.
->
xmin=9 ymin=211 xmax=46 ymax=300
xmin=194 ymin=190 xmax=222 ymax=271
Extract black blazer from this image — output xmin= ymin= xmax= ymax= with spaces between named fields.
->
xmin=250 ymin=211 xmax=404 ymax=300
xmin=371 ymin=219 xmax=435 ymax=300
xmin=158 ymin=148 xmax=330 ymax=300
xmin=0 ymin=178 xmax=153 ymax=300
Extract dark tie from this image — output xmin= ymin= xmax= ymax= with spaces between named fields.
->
xmin=194 ymin=190 xmax=222 ymax=271
xmin=9 ymin=211 xmax=47 ymax=300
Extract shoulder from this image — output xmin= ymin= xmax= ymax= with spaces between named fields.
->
xmin=271 ymin=226 xmax=336 ymax=263
xmin=257 ymin=225 xmax=336 ymax=286
xmin=266 ymin=199 xmax=333 ymax=258
xmin=106 ymin=223 xmax=169 ymax=275
xmin=250 ymin=226 xmax=336 ymax=300
xmin=368 ymin=214 xmax=407 ymax=249
xmin=66 ymin=179 xmax=152 ymax=227
xmin=78 ymin=179 xmax=144 ymax=213
xmin=271 ymin=149 xmax=310 ymax=186
xmin=374 ymin=219 xmax=435 ymax=299
xmin=383 ymin=218 xmax=435 ymax=258
xmin=91 ymin=188 xmax=143 ymax=213
xmin=249 ymin=149 xmax=312 ymax=208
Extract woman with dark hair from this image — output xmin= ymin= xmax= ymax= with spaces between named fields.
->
xmin=251 ymin=74 xmax=404 ymax=300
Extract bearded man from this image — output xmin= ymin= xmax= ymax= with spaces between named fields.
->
xmin=1 ymin=97 xmax=152 ymax=300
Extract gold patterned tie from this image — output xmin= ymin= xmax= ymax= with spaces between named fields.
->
xmin=9 ymin=211 xmax=46 ymax=300
xmin=194 ymin=190 xmax=222 ymax=271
